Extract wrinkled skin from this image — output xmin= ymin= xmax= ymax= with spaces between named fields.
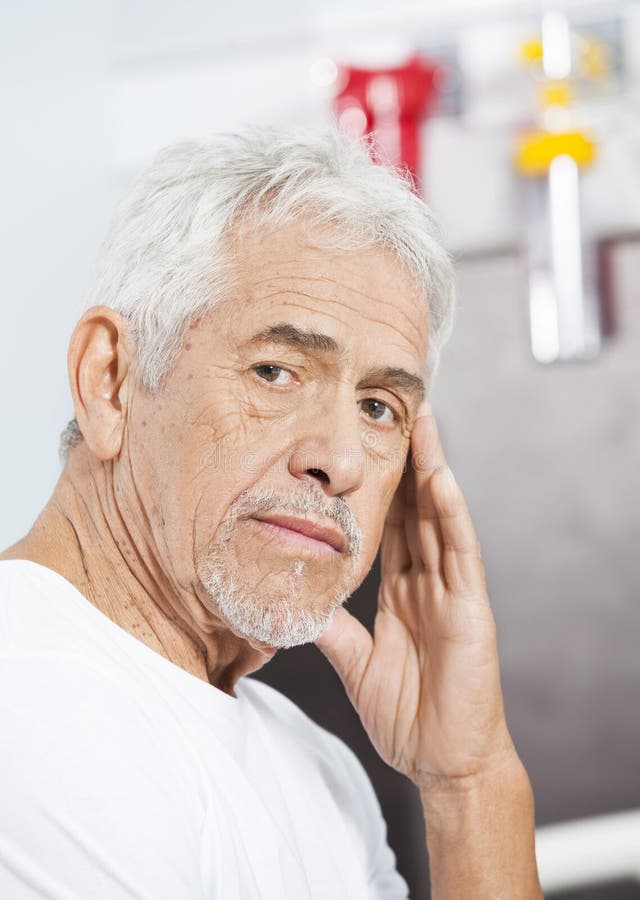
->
xmin=1 ymin=220 xmax=428 ymax=695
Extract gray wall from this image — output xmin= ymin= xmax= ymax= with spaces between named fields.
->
xmin=436 ymin=244 xmax=640 ymax=828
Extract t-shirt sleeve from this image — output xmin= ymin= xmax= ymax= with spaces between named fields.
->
xmin=321 ymin=730 xmax=411 ymax=900
xmin=0 ymin=654 xmax=206 ymax=900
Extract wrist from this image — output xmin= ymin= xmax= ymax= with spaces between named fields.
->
xmin=418 ymin=753 xmax=533 ymax=830
xmin=419 ymin=756 xmax=542 ymax=899
xmin=414 ymin=725 xmax=520 ymax=797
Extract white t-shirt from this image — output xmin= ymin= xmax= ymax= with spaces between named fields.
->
xmin=0 ymin=559 xmax=410 ymax=900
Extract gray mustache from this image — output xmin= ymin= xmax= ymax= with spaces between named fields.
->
xmin=223 ymin=487 xmax=362 ymax=557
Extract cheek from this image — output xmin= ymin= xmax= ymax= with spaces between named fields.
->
xmin=361 ymin=468 xmax=406 ymax=551
xmin=169 ymin=426 xmax=293 ymax=564
xmin=365 ymin=424 xmax=407 ymax=480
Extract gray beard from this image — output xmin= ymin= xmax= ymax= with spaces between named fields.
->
xmin=195 ymin=486 xmax=363 ymax=648
xmin=198 ymin=553 xmax=349 ymax=647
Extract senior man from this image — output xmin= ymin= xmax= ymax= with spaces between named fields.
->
xmin=0 ymin=127 xmax=541 ymax=898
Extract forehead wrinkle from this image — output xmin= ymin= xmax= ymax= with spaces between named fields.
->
xmin=253 ymin=270 xmax=415 ymax=307
xmin=288 ymin=297 xmax=422 ymax=362
xmin=271 ymin=300 xmax=367 ymax=348
xmin=250 ymin=272 xmax=426 ymax=343
xmin=258 ymin=297 xmax=424 ymax=379
xmin=253 ymin=288 xmax=423 ymax=352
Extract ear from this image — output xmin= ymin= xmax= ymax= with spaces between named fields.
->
xmin=67 ymin=305 xmax=136 ymax=461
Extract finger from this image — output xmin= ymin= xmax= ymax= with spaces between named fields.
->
xmin=380 ymin=464 xmax=411 ymax=577
xmin=404 ymin=449 xmax=425 ymax=567
xmin=315 ymin=607 xmax=373 ymax=705
xmin=430 ymin=465 xmax=484 ymax=595
xmin=408 ymin=403 xmax=447 ymax=570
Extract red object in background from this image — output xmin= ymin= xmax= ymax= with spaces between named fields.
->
xmin=333 ymin=54 xmax=439 ymax=186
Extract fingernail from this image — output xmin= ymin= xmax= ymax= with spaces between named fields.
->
xmin=416 ymin=401 xmax=432 ymax=419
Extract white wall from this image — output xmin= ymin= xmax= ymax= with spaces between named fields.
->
xmin=0 ymin=1 xmax=112 ymax=547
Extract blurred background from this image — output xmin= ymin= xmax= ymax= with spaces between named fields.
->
xmin=1 ymin=1 xmax=639 ymax=896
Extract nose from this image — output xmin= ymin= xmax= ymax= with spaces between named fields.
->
xmin=287 ymin=390 xmax=365 ymax=497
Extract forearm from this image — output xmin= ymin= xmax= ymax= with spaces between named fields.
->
xmin=419 ymin=757 xmax=542 ymax=900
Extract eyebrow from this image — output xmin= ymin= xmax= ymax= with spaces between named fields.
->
xmin=246 ymin=321 xmax=425 ymax=402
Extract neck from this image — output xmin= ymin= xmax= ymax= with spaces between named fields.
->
xmin=0 ymin=443 xmax=275 ymax=693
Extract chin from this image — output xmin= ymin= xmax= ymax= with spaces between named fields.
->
xmin=197 ymin=554 xmax=351 ymax=648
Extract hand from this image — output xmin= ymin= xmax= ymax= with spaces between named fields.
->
xmin=315 ymin=403 xmax=517 ymax=791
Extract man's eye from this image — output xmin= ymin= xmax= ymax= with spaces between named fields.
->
xmin=359 ymin=398 xmax=397 ymax=426
xmin=253 ymin=364 xmax=294 ymax=385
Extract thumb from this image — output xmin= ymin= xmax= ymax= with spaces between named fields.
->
xmin=315 ymin=607 xmax=373 ymax=703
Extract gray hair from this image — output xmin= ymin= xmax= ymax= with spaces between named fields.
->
xmin=59 ymin=125 xmax=456 ymax=463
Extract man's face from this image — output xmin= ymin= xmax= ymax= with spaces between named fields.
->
xmin=123 ymin=221 xmax=429 ymax=649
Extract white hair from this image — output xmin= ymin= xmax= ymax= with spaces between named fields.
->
xmin=59 ymin=125 xmax=456 ymax=463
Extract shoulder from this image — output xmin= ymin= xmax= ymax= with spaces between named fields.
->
xmin=0 ymin=560 xmax=203 ymax=797
xmin=0 ymin=558 xmax=85 ymax=654
xmin=239 ymin=677 xmax=409 ymax=897
xmin=238 ymin=677 xmax=396 ymax=851
xmin=237 ymin=675 xmax=360 ymax=765
xmin=0 ymin=558 xmax=27 ymax=644
xmin=0 ymin=638 xmax=199 ymax=801
xmin=0 ymin=607 xmax=206 ymax=897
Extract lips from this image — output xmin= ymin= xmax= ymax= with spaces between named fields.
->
xmin=251 ymin=514 xmax=347 ymax=553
